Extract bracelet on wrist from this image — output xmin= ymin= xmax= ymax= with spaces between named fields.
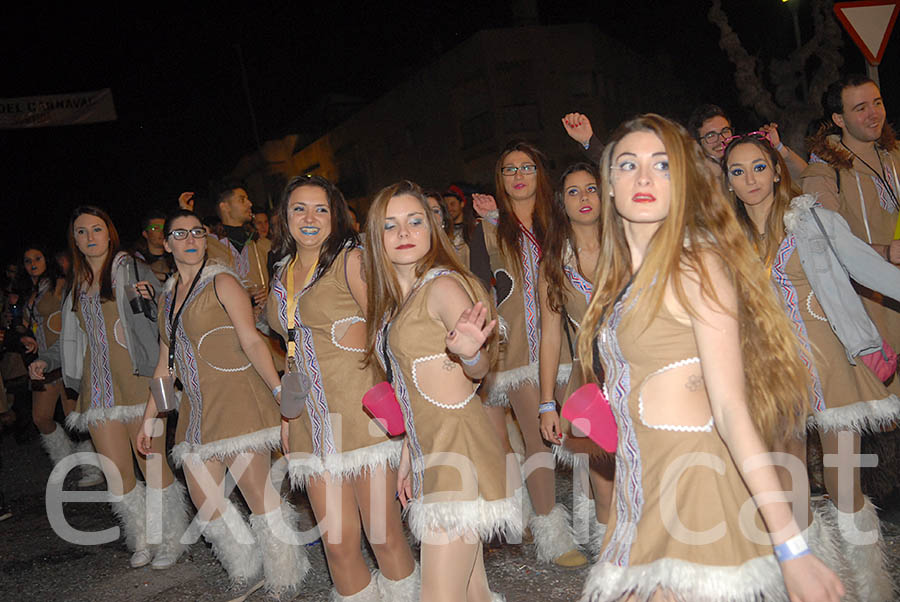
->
xmin=539 ymin=401 xmax=557 ymax=414
xmin=272 ymin=384 xmax=282 ymax=398
xmin=775 ymin=141 xmax=784 ymax=152
xmin=460 ymin=350 xmax=482 ymax=366
xmin=581 ymin=139 xmax=591 ymax=150
xmin=773 ymin=534 xmax=810 ymax=563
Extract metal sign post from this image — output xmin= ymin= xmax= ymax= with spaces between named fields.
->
xmin=834 ymin=0 xmax=900 ymax=86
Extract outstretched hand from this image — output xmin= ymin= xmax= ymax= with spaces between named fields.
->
xmin=446 ymin=301 xmax=496 ymax=360
xmin=178 ymin=192 xmax=195 ymax=211
xmin=760 ymin=123 xmax=782 ymax=149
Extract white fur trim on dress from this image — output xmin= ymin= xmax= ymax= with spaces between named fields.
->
xmin=485 ymin=362 xmax=539 ymax=407
xmin=556 ymin=362 xmax=572 ymax=386
xmin=552 ymin=438 xmax=589 ymax=470
xmin=579 ymin=554 xmax=786 ymax=602
xmin=65 ymin=402 xmax=147 ymax=432
xmin=810 ymin=395 xmax=900 ymax=433
xmin=172 ymin=426 xmax=281 ymax=467
xmin=530 ymin=503 xmax=578 ymax=563
xmin=406 ymin=490 xmax=523 ymax=542
xmin=288 ymin=439 xmax=402 ymax=490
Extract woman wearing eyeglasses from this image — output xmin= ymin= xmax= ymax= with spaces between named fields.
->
xmin=29 ymin=206 xmax=190 ymax=571
xmin=578 ymin=114 xmax=844 ymax=602
xmin=267 ymin=176 xmax=417 ymax=602
xmin=723 ymin=133 xmax=900 ymax=599
xmin=135 ymin=210 xmax=307 ymax=597
xmin=469 ymin=141 xmax=585 ymax=567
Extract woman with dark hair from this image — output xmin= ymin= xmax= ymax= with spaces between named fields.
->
xmin=136 ymin=210 xmax=306 ymax=596
xmin=29 ymin=206 xmax=189 ymax=570
xmin=724 ymin=133 xmax=900 ymax=599
xmin=267 ymin=175 xmax=417 ymax=602
xmin=424 ymin=190 xmax=469 ymax=266
xmin=19 ymin=245 xmax=103 ymax=487
xmin=469 ymin=141 xmax=583 ymax=566
xmin=365 ymin=180 xmax=518 ymax=602
xmin=536 ymin=163 xmax=613 ymax=559
xmin=576 ymin=114 xmax=843 ymax=601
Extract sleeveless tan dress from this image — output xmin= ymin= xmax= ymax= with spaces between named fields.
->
xmin=267 ymin=248 xmax=401 ymax=489
xmin=582 ymin=287 xmax=784 ymax=602
xmin=773 ymin=235 xmax=900 ymax=432
xmin=479 ymin=220 xmax=541 ymax=407
xmin=377 ymin=269 xmax=522 ymax=541
xmin=161 ymin=264 xmax=281 ymax=466
xmin=28 ymin=280 xmax=64 ymax=385
xmin=67 ymin=294 xmax=149 ymax=431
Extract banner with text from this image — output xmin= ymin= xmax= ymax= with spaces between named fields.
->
xmin=0 ymin=89 xmax=117 ymax=129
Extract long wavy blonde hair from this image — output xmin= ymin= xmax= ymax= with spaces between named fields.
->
xmin=363 ymin=180 xmax=498 ymax=369
xmin=575 ymin=114 xmax=809 ymax=445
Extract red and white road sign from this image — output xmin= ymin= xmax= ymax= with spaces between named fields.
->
xmin=834 ymin=0 xmax=899 ymax=64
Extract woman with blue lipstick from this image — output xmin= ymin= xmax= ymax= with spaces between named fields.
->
xmin=29 ymin=206 xmax=190 ymax=570
xmin=137 ymin=210 xmax=306 ymax=597
xmin=267 ymin=175 xmax=417 ymax=602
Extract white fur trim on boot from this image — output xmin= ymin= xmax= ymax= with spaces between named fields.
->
xmin=149 ymin=480 xmax=191 ymax=570
xmin=74 ymin=439 xmax=104 ymax=487
xmin=571 ymin=488 xmax=594 ymax=548
xmin=330 ymin=572 xmax=379 ymax=601
xmin=40 ymin=423 xmax=74 ymax=466
xmin=376 ymin=562 xmax=420 ymax=602
xmin=201 ymin=500 xmax=262 ymax=587
xmin=490 ymin=592 xmax=507 ymax=602
xmin=590 ymin=522 xmax=607 ymax=558
xmin=809 ymin=500 xmax=859 ymax=601
xmin=249 ymin=503 xmax=310 ymax=598
xmin=110 ymin=482 xmax=150 ymax=568
xmin=528 ymin=504 xmax=581 ymax=564
xmin=836 ymin=497 xmax=895 ymax=601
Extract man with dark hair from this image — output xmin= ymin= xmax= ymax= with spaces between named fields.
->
xmin=443 ymin=185 xmax=473 ymax=245
xmin=134 ymin=209 xmax=172 ymax=283
xmin=803 ymin=74 xmax=900 ymax=373
xmin=206 ymin=181 xmax=271 ymax=309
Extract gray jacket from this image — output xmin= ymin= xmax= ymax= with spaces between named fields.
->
xmin=41 ymin=252 xmax=160 ymax=389
xmin=784 ymin=194 xmax=900 ymax=362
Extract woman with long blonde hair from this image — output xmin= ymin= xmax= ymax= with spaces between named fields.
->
xmin=575 ymin=115 xmax=844 ymax=601
xmin=365 ymin=180 xmax=520 ymax=602
xmin=469 ymin=141 xmax=584 ymax=566
xmin=724 ymin=133 xmax=900 ymax=599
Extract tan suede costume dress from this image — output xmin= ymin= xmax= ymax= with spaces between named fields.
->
xmin=581 ymin=285 xmax=785 ymax=602
xmin=376 ymin=269 xmax=522 ymax=541
xmin=267 ymin=248 xmax=401 ymax=489
xmin=161 ymin=264 xmax=281 ymax=466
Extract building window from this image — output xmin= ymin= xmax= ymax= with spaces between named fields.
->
xmin=461 ymin=111 xmax=494 ymax=149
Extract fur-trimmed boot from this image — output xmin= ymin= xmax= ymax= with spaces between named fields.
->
xmin=376 ymin=562 xmax=420 ymax=602
xmin=330 ymin=572 xmax=379 ymax=601
xmin=148 ymin=480 xmax=191 ymax=570
xmin=41 ymin=423 xmax=102 ymax=487
xmin=490 ymin=592 xmax=507 ymax=602
xmin=529 ymin=504 xmax=587 ymax=566
xmin=809 ymin=500 xmax=858 ymax=601
xmin=110 ymin=481 xmax=151 ymax=568
xmin=201 ymin=499 xmax=262 ymax=587
xmin=249 ymin=503 xmax=310 ymax=599
xmin=835 ymin=497 xmax=895 ymax=601
xmin=74 ymin=439 xmax=105 ymax=487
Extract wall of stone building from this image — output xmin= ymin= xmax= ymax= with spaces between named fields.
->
xmin=231 ymin=23 xmax=692 ymax=213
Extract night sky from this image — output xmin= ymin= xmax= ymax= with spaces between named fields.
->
xmin=1 ymin=1 xmax=897 ymax=262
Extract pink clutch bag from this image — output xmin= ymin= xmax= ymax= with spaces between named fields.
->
xmin=561 ymin=383 xmax=618 ymax=453
xmin=362 ymin=381 xmax=405 ymax=436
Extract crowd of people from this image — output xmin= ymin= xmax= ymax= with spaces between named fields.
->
xmin=0 ymin=72 xmax=897 ymax=601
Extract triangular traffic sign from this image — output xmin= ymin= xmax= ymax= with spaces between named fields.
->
xmin=834 ymin=1 xmax=900 ymax=64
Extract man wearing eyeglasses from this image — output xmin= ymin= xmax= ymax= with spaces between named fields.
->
xmin=134 ymin=209 xmax=172 ymax=283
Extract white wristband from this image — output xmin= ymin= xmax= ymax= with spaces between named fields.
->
xmin=460 ymin=350 xmax=482 ymax=366
xmin=773 ymin=534 xmax=809 ymax=563
xmin=272 ymin=384 xmax=282 ymax=398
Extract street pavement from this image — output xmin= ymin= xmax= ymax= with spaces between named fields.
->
xmin=1 ymin=432 xmax=899 ymax=601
